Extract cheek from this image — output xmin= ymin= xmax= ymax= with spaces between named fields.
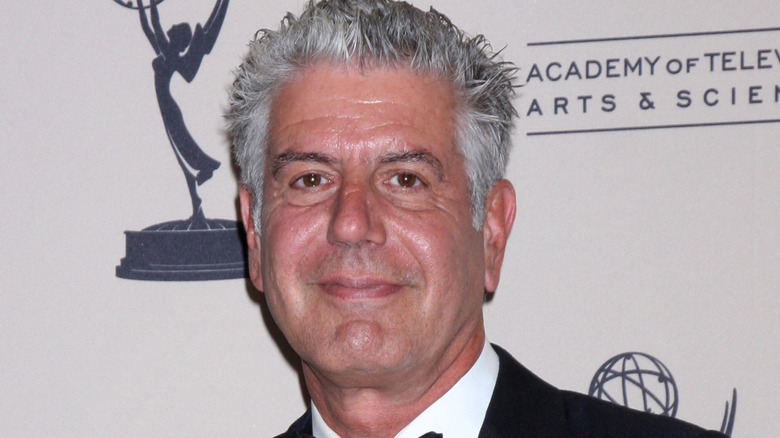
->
xmin=260 ymin=205 xmax=328 ymax=299
xmin=395 ymin=210 xmax=484 ymax=290
xmin=263 ymin=202 xmax=328 ymax=253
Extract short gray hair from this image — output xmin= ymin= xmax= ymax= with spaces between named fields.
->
xmin=228 ymin=0 xmax=517 ymax=230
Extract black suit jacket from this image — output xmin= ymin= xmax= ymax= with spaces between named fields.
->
xmin=274 ymin=345 xmax=727 ymax=438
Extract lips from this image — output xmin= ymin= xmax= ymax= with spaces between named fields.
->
xmin=318 ymin=277 xmax=402 ymax=300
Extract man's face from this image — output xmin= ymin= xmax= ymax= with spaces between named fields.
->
xmin=240 ymin=64 xmax=513 ymax=389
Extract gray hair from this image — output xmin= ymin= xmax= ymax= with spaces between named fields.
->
xmin=228 ymin=0 xmax=517 ymax=230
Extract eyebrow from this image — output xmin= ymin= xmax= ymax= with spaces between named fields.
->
xmin=271 ymin=151 xmax=336 ymax=176
xmin=270 ymin=149 xmax=446 ymax=181
xmin=379 ymin=150 xmax=445 ymax=181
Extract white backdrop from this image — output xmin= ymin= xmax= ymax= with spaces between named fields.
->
xmin=2 ymin=1 xmax=778 ymax=436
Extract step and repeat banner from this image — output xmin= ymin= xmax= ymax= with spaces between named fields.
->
xmin=2 ymin=0 xmax=777 ymax=436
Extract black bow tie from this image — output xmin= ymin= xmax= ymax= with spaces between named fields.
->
xmin=294 ymin=432 xmax=442 ymax=438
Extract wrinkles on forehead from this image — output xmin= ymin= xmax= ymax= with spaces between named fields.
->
xmin=267 ymin=63 xmax=455 ymax=133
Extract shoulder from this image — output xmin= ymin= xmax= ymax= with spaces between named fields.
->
xmin=559 ymin=390 xmax=727 ymax=438
xmin=488 ymin=344 xmax=726 ymax=438
xmin=273 ymin=410 xmax=311 ymax=438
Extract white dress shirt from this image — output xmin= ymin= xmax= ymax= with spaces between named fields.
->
xmin=312 ymin=340 xmax=499 ymax=438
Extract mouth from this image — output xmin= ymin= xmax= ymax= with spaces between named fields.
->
xmin=318 ymin=277 xmax=403 ymax=300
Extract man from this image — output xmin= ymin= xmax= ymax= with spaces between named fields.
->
xmin=228 ymin=1 xmax=727 ymax=437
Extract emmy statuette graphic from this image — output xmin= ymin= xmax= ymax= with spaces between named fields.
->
xmin=115 ymin=0 xmax=247 ymax=281
xmin=589 ymin=352 xmax=737 ymax=436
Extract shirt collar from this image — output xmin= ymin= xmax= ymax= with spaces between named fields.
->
xmin=311 ymin=340 xmax=499 ymax=438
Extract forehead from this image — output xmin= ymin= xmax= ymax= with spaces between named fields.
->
xmin=267 ymin=64 xmax=458 ymax=157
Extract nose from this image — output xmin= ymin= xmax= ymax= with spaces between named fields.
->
xmin=328 ymin=182 xmax=386 ymax=247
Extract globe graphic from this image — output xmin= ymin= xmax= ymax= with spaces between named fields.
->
xmin=589 ymin=352 xmax=678 ymax=417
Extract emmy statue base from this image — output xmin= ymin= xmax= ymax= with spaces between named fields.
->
xmin=116 ymin=218 xmax=247 ymax=281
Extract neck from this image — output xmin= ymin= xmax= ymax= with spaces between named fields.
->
xmin=305 ymin=331 xmax=485 ymax=438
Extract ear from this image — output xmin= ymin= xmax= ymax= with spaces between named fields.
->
xmin=239 ymin=186 xmax=264 ymax=292
xmin=482 ymin=179 xmax=516 ymax=294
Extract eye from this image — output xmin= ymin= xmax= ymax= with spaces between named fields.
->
xmin=390 ymin=173 xmax=421 ymax=188
xmin=292 ymin=173 xmax=323 ymax=188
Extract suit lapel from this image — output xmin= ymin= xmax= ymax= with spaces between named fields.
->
xmin=275 ymin=410 xmax=312 ymax=438
xmin=478 ymin=345 xmax=569 ymax=438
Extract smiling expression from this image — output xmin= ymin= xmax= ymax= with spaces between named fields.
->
xmin=241 ymin=64 xmax=496 ymax=389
